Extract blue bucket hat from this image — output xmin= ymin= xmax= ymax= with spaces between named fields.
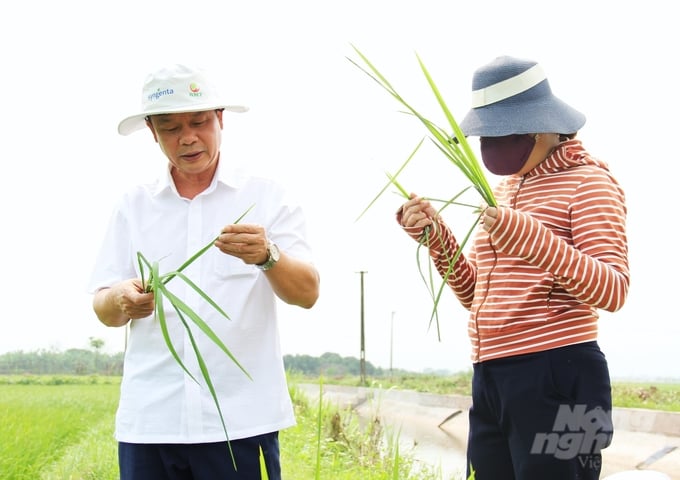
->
xmin=459 ymin=56 xmax=586 ymax=137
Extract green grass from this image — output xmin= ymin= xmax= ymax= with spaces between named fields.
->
xmin=0 ymin=378 xmax=119 ymax=480
xmin=39 ymin=419 xmax=119 ymax=480
xmin=609 ymin=382 xmax=680 ymax=411
xmin=0 ymin=376 xmax=448 ymax=480
xmin=1 ymin=373 xmax=676 ymax=479
xmin=288 ymin=372 xmax=680 ymax=412
xmin=283 ymin=383 xmax=447 ymax=479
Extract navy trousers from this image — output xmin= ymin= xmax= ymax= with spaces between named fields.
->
xmin=467 ymin=342 xmax=613 ymax=480
xmin=119 ymin=431 xmax=281 ymax=480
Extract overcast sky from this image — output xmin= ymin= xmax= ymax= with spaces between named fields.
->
xmin=1 ymin=0 xmax=678 ymax=380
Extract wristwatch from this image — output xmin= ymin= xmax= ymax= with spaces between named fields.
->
xmin=256 ymin=241 xmax=280 ymax=271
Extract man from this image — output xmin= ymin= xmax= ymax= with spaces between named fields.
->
xmin=89 ymin=64 xmax=320 ymax=479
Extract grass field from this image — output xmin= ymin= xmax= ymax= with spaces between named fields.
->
xmin=301 ymin=372 xmax=680 ymax=412
xmin=1 ymin=374 xmax=677 ymax=479
xmin=0 ymin=377 xmax=120 ymax=479
xmin=0 ymin=376 xmax=446 ymax=480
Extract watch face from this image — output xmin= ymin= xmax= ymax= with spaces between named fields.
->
xmin=270 ymin=243 xmax=281 ymax=262
xmin=257 ymin=242 xmax=280 ymax=271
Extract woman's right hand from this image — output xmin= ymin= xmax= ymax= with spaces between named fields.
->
xmin=396 ymin=193 xmax=439 ymax=241
xmin=397 ymin=194 xmax=437 ymax=229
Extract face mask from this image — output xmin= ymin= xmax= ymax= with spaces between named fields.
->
xmin=480 ymin=134 xmax=536 ymax=175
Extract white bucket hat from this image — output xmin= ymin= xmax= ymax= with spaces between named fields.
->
xmin=117 ymin=64 xmax=248 ymax=136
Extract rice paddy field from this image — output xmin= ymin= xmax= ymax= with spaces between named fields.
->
xmin=0 ymin=377 xmax=120 ymax=480
xmin=2 ymin=374 xmax=677 ymax=479
xmin=0 ymin=376 xmax=447 ymax=480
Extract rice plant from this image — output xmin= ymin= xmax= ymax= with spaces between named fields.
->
xmin=348 ymin=46 xmax=496 ymax=337
xmin=348 ymin=45 xmax=496 ymax=209
xmin=136 ymin=204 xmax=255 ymax=469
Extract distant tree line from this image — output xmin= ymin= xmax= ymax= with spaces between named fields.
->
xmin=0 ymin=348 xmax=125 ymax=376
xmin=0 ymin=340 xmax=405 ymax=377
xmin=284 ymin=352 xmax=392 ymax=377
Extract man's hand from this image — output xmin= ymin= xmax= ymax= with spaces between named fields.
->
xmin=110 ymin=279 xmax=155 ymax=320
xmin=215 ymin=224 xmax=269 ymax=265
xmin=93 ymin=279 xmax=154 ymax=327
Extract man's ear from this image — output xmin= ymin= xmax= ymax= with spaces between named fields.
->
xmin=145 ymin=118 xmax=159 ymax=143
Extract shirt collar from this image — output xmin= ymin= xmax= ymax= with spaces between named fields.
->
xmin=151 ymin=158 xmax=247 ymax=197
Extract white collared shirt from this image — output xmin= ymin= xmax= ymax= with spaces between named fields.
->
xmin=88 ymin=161 xmax=314 ymax=443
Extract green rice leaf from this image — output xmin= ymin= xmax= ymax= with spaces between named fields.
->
xmin=152 ymin=261 xmax=200 ymax=384
xmin=424 ymin=213 xmax=481 ymax=331
xmin=412 ymin=185 xmax=477 ymax=338
xmin=416 ymin=55 xmax=496 ymax=205
xmin=348 ymin=44 xmax=496 ymax=208
xmin=172 ymin=304 xmax=237 ymax=470
xmin=385 ymin=173 xmax=410 ymax=199
xmin=137 ymin=252 xmax=154 ymax=293
xmin=162 ymin=203 xmax=256 ymax=286
xmin=163 ymin=270 xmax=231 ymax=321
xmin=349 ymin=45 xmax=499 ymax=338
xmin=355 ymin=138 xmax=424 ymax=222
xmin=134 ymin=204 xmax=257 ymax=471
xmin=260 ymin=445 xmax=269 ymax=479
xmin=315 ymin=378 xmax=324 ymax=480
xmin=156 ymin=281 xmax=251 ymax=380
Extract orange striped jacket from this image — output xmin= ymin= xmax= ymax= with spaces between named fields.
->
xmin=414 ymin=139 xmax=629 ymax=362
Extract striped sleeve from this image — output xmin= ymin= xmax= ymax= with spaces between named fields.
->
xmin=394 ymin=206 xmax=478 ymax=310
xmin=411 ymin=217 xmax=478 ymax=310
xmin=488 ymin=170 xmax=629 ymax=312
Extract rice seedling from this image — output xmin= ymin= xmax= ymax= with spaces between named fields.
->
xmin=136 ymin=204 xmax=255 ymax=469
xmin=348 ymin=45 xmax=496 ymax=336
xmin=260 ymin=445 xmax=270 ymax=479
xmin=348 ymin=45 xmax=496 ymax=208
xmin=0 ymin=382 xmax=119 ymax=479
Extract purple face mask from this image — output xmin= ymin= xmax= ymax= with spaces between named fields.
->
xmin=480 ymin=134 xmax=536 ymax=175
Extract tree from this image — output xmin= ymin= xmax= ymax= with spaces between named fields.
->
xmin=88 ymin=337 xmax=105 ymax=352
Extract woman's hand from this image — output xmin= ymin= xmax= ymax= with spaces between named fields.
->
xmin=481 ymin=206 xmax=498 ymax=232
xmin=398 ymin=194 xmax=438 ymax=230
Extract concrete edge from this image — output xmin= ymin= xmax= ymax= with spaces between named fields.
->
xmin=298 ymin=384 xmax=680 ymax=437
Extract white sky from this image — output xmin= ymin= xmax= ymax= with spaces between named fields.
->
xmin=2 ymin=0 xmax=678 ymax=381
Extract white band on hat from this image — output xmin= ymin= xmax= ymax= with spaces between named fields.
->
xmin=471 ymin=64 xmax=546 ymax=108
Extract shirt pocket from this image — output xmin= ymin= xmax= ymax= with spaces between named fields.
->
xmin=211 ymin=251 xmax=258 ymax=280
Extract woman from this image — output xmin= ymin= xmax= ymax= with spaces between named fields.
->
xmin=397 ymin=56 xmax=629 ymax=479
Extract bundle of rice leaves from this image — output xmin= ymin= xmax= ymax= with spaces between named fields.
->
xmin=349 ymin=46 xmax=497 ymax=338
xmin=137 ymin=204 xmax=255 ymax=469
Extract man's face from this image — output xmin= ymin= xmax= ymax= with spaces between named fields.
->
xmin=147 ymin=109 xmax=224 ymax=177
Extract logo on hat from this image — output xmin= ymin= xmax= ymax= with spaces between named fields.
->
xmin=148 ymin=87 xmax=175 ymax=103
xmin=189 ymin=82 xmax=202 ymax=98
xmin=118 ymin=64 xmax=248 ymax=136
